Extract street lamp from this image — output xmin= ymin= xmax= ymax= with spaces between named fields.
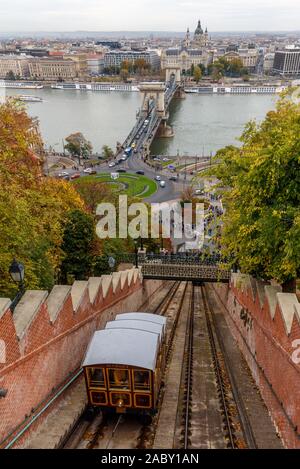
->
xmin=9 ymin=259 xmax=25 ymax=312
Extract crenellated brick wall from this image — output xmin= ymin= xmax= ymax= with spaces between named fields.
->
xmin=213 ymin=274 xmax=300 ymax=449
xmin=0 ymin=269 xmax=164 ymax=445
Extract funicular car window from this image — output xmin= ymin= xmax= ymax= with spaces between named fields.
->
xmin=133 ymin=370 xmax=151 ymax=391
xmin=134 ymin=394 xmax=151 ymax=408
xmin=108 ymin=368 xmax=130 ymax=390
xmin=88 ymin=367 xmax=106 ymax=388
xmin=90 ymin=391 xmax=107 ymax=405
xmin=110 ymin=392 xmax=131 ymax=407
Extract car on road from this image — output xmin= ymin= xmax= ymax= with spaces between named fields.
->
xmin=131 ymin=142 xmax=136 ymax=149
xmin=58 ymin=171 xmax=69 ymax=177
xmin=136 ymin=170 xmax=144 ymax=175
xmin=169 ymin=176 xmax=178 ymax=181
xmin=163 ymin=158 xmax=170 ymax=162
xmin=70 ymin=173 xmax=81 ymax=180
xmin=160 ymin=181 xmax=166 ymax=188
xmin=108 ymin=162 xmax=116 ymax=168
xmin=121 ymin=156 xmax=127 ymax=161
xmin=155 ymin=175 xmax=161 ymax=181
xmin=194 ymin=189 xmax=204 ymax=195
xmin=117 ymin=169 xmax=127 ymax=173
xmin=83 ymin=168 xmax=97 ymax=174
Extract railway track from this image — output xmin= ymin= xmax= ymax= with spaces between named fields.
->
xmin=175 ymin=284 xmax=255 ymax=450
xmin=202 ymin=284 xmax=257 ymax=449
xmin=61 ymin=281 xmax=257 ymax=450
xmin=61 ymin=281 xmax=187 ymax=449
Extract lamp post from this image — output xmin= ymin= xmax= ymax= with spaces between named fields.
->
xmin=9 ymin=259 xmax=25 ymax=312
xmin=134 ymin=240 xmax=138 ymax=268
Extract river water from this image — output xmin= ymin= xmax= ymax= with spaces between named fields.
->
xmin=6 ymin=88 xmax=278 ymax=156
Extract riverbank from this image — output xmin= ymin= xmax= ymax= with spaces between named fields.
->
xmin=6 ymin=88 xmax=278 ymax=157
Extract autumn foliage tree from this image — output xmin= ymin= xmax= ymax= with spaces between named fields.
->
xmin=0 ymin=100 xmax=85 ymax=297
xmin=209 ymin=92 xmax=300 ymax=291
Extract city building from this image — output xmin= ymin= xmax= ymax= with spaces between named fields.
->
xmin=96 ymin=41 xmax=121 ymax=50
xmin=0 ymin=55 xmax=30 ymax=78
xmin=223 ymin=48 xmax=259 ymax=72
xmin=263 ymin=53 xmax=275 ymax=73
xmin=103 ymin=50 xmax=160 ymax=70
xmin=28 ymin=58 xmax=78 ymax=80
xmin=64 ymin=54 xmax=88 ymax=79
xmin=87 ymin=54 xmax=104 ymax=75
xmin=192 ymin=20 xmax=209 ymax=48
xmin=161 ymin=48 xmax=212 ymax=73
xmin=273 ymin=47 xmax=300 ymax=76
xmin=161 ymin=19 xmax=212 ymax=74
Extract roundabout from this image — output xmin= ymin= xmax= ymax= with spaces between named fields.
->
xmin=73 ymin=172 xmax=158 ymax=199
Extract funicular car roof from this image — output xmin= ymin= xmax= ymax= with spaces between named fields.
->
xmin=105 ymin=319 xmax=164 ymax=341
xmin=82 ymin=328 xmax=159 ymax=371
xmin=115 ymin=312 xmax=167 ymax=329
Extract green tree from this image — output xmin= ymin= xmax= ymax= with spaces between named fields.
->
xmin=102 ymin=144 xmax=114 ymax=160
xmin=208 ymin=93 xmax=300 ymax=291
xmin=5 ymin=70 xmax=16 ymax=80
xmin=198 ymin=63 xmax=206 ymax=75
xmin=120 ymin=68 xmax=129 ymax=82
xmin=134 ymin=58 xmax=150 ymax=75
xmin=65 ymin=132 xmax=93 ymax=161
xmin=228 ymin=58 xmax=244 ymax=76
xmin=60 ymin=210 xmax=96 ymax=283
xmin=0 ymin=101 xmax=85 ymax=297
xmin=75 ymin=180 xmax=113 ymax=213
xmin=193 ymin=65 xmax=202 ymax=83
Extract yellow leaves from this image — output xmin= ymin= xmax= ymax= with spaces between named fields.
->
xmin=0 ymin=101 xmax=88 ymax=296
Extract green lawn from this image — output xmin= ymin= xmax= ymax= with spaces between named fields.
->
xmin=74 ymin=173 xmax=157 ymax=199
xmin=161 ymin=159 xmax=175 ymax=167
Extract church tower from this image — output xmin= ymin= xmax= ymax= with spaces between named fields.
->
xmin=204 ymin=27 xmax=209 ymax=47
xmin=193 ymin=19 xmax=208 ymax=48
xmin=183 ymin=27 xmax=191 ymax=49
xmin=194 ymin=20 xmax=203 ymax=43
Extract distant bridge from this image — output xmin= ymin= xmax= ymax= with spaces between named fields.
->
xmin=118 ymin=66 xmax=185 ymax=159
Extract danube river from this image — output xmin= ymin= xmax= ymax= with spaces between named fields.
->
xmin=6 ymin=88 xmax=278 ymax=156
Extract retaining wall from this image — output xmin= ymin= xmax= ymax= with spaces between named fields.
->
xmin=0 ymin=269 xmax=163 ymax=444
xmin=213 ymin=274 xmax=300 ymax=448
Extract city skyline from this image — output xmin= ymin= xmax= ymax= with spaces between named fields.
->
xmin=0 ymin=0 xmax=300 ymax=33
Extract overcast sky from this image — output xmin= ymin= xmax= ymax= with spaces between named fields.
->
xmin=0 ymin=0 xmax=299 ymax=32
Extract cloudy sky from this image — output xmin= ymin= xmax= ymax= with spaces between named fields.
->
xmin=0 ymin=0 xmax=299 ymax=32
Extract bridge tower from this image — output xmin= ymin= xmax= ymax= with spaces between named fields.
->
xmin=165 ymin=66 xmax=181 ymax=84
xmin=139 ymin=82 xmax=166 ymax=118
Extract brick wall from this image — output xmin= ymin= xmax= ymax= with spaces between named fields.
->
xmin=213 ymin=274 xmax=300 ymax=448
xmin=0 ymin=269 xmax=164 ymax=444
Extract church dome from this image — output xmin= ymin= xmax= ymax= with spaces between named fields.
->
xmin=194 ymin=20 xmax=203 ymax=36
